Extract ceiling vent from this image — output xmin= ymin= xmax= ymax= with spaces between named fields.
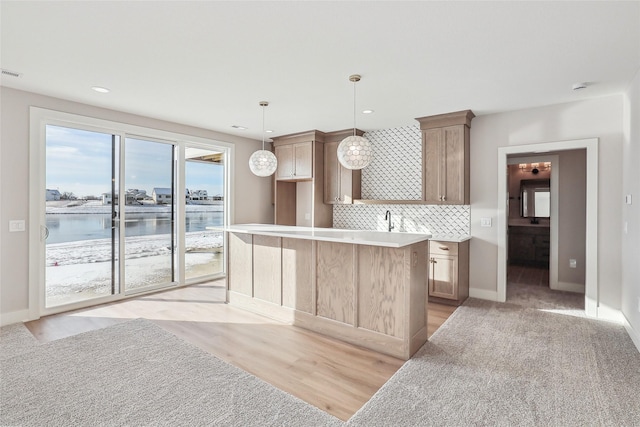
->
xmin=1 ymin=69 xmax=22 ymax=78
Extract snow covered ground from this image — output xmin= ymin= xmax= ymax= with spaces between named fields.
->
xmin=45 ymin=230 xmax=223 ymax=306
xmin=46 ymin=231 xmax=223 ymax=266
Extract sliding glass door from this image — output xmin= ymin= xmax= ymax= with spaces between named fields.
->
xmin=37 ymin=110 xmax=230 ymax=313
xmin=184 ymin=146 xmax=225 ymax=281
xmin=45 ymin=125 xmax=120 ymax=307
xmin=123 ymin=137 xmax=176 ymax=292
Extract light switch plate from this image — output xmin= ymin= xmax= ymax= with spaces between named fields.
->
xmin=9 ymin=220 xmax=26 ymax=232
xmin=569 ymin=259 xmax=577 ymax=268
xmin=625 ymin=194 xmax=632 ymax=205
xmin=480 ymin=218 xmax=492 ymax=227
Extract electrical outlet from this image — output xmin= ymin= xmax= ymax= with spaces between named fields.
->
xmin=569 ymin=259 xmax=577 ymax=269
xmin=304 ymin=213 xmax=311 ymax=220
xmin=480 ymin=218 xmax=492 ymax=227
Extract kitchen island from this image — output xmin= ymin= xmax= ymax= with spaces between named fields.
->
xmin=226 ymin=224 xmax=431 ymax=360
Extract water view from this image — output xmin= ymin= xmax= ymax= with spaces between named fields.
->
xmin=46 ymin=210 xmax=223 ymax=244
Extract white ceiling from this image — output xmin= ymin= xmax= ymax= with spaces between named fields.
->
xmin=2 ymin=1 xmax=639 ymax=141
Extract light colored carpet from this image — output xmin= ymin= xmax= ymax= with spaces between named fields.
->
xmin=348 ymin=297 xmax=640 ymax=426
xmin=0 ymin=319 xmax=342 ymax=427
xmin=0 ymin=322 xmax=40 ymax=361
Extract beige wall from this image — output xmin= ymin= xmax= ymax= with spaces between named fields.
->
xmin=0 ymin=87 xmax=273 ymax=319
xmin=622 ymin=68 xmax=640 ymax=341
xmin=469 ymin=95 xmax=623 ymax=310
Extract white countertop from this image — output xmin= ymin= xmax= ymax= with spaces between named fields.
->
xmin=223 ymin=224 xmax=432 ymax=248
xmin=429 ymin=235 xmax=472 ymax=243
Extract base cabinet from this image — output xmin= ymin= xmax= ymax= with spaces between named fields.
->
xmin=508 ymin=226 xmax=550 ymax=266
xmin=428 ymin=240 xmax=469 ymax=306
xmin=227 ymin=232 xmax=429 ymax=360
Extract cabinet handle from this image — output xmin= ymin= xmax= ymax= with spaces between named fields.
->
xmin=438 ymin=246 xmax=449 ymax=251
xmin=442 ymin=196 xmax=446 ymax=202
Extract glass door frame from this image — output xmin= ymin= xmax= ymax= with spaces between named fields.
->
xmin=29 ymin=107 xmax=234 ymax=318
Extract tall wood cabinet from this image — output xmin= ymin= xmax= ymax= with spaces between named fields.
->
xmin=272 ymin=130 xmax=332 ymax=227
xmin=428 ymin=240 xmax=469 ymax=306
xmin=416 ymin=110 xmax=474 ymax=205
xmin=323 ymin=129 xmax=363 ymax=204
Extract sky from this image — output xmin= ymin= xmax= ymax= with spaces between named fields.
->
xmin=46 ymin=125 xmax=224 ymax=198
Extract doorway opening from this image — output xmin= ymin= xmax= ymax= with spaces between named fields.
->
xmin=497 ymin=138 xmax=598 ymax=317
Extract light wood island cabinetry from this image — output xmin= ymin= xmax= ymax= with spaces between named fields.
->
xmin=227 ymin=225 xmax=431 ymax=360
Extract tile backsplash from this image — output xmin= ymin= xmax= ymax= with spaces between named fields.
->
xmin=334 ymin=125 xmax=470 ymax=237
xmin=333 ymin=204 xmax=470 ymax=236
xmin=361 ymin=126 xmax=422 ymax=200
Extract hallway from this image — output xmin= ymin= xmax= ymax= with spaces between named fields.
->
xmin=507 ymin=264 xmax=584 ymax=311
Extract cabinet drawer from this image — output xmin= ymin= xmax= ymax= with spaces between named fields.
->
xmin=430 ymin=241 xmax=458 ymax=256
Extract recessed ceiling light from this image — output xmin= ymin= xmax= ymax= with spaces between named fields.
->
xmin=265 ymin=130 xmax=274 ymax=133
xmin=362 ymin=109 xmax=374 ymax=114
xmin=231 ymin=125 xmax=247 ymax=130
xmin=91 ymin=86 xmax=110 ymax=93
xmin=572 ymin=82 xmax=587 ymax=91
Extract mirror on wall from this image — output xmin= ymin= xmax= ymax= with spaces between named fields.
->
xmin=520 ymin=179 xmax=551 ymax=218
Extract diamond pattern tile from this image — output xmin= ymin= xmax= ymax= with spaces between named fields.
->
xmin=333 ymin=204 xmax=470 ymax=236
xmin=361 ymin=126 xmax=422 ymax=200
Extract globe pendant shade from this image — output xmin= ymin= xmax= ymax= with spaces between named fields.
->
xmin=337 ymin=135 xmax=372 ymax=170
xmin=249 ymin=150 xmax=278 ymax=177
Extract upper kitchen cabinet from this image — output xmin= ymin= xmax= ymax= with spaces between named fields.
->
xmin=324 ymin=129 xmax=363 ymax=204
xmin=416 ymin=110 xmax=474 ymax=205
xmin=274 ymin=139 xmax=313 ymax=181
xmin=271 ymin=130 xmax=332 ymax=227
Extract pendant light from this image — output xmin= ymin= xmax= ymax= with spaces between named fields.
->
xmin=337 ymin=74 xmax=372 ymax=170
xmin=249 ymin=101 xmax=278 ymax=177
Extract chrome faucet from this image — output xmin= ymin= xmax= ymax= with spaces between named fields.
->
xmin=385 ymin=210 xmax=395 ymax=232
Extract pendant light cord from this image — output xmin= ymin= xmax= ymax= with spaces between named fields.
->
xmin=262 ymin=104 xmax=266 ymax=151
xmin=352 ymin=80 xmax=357 ymax=137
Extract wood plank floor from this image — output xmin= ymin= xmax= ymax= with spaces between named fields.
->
xmin=25 ymin=279 xmax=457 ymax=421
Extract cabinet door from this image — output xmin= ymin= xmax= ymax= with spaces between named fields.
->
xmin=442 ymin=125 xmax=465 ymax=204
xmin=324 ymin=141 xmax=340 ymax=204
xmin=508 ymin=231 xmax=536 ymax=263
xmin=423 ymin=129 xmax=442 ymax=203
xmin=228 ymin=233 xmax=253 ymax=296
xmin=275 ymin=145 xmax=294 ymax=180
xmin=339 ymin=164 xmax=358 ymax=203
xmin=293 ymin=142 xmax=313 ymax=179
xmin=429 ymin=254 xmax=457 ymax=300
xmin=282 ymin=238 xmax=313 ymax=313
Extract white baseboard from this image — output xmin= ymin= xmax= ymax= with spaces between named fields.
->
xmin=0 ymin=309 xmax=31 ymax=327
xmin=551 ymin=281 xmax=585 ymax=293
xmin=596 ymin=305 xmax=625 ymax=324
xmin=469 ymin=288 xmax=498 ymax=301
xmin=623 ymin=315 xmax=640 ymax=354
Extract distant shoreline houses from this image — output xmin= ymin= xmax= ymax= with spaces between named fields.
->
xmin=47 ymin=188 xmax=222 ymax=205
xmin=46 ymin=189 xmax=61 ymax=201
xmin=97 ymin=188 xmax=222 ymax=205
